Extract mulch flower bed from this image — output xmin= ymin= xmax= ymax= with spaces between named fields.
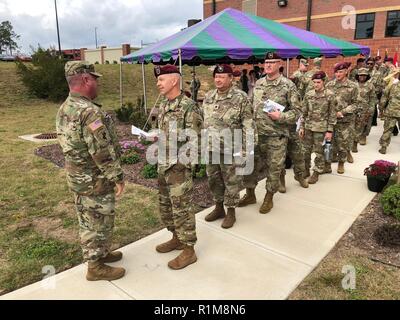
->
xmin=34 ymin=118 xmax=214 ymax=211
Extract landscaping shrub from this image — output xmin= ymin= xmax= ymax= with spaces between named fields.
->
xmin=113 ymin=60 xmax=118 ymax=64
xmin=121 ymin=150 xmax=141 ymax=165
xmin=142 ymin=163 xmax=158 ymax=179
xmin=15 ymin=47 xmax=69 ymax=101
xmin=192 ymin=164 xmax=207 ymax=179
xmin=380 ymin=184 xmax=400 ymax=220
xmin=115 ymin=96 xmax=149 ymax=130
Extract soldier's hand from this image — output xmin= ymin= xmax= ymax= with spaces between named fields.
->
xmin=299 ymin=129 xmax=305 ymax=140
xmin=268 ymin=111 xmax=282 ymax=121
xmin=115 ymin=181 xmax=125 ymax=198
xmin=337 ymin=112 xmax=344 ymax=119
xmin=325 ymin=132 xmax=333 ymax=141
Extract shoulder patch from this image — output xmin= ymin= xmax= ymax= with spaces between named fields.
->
xmin=88 ymin=119 xmax=104 ymax=132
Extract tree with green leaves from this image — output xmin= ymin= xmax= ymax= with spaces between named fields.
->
xmin=0 ymin=21 xmax=20 ymax=55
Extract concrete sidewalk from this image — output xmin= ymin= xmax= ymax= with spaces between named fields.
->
xmin=2 ymin=122 xmax=399 ymax=300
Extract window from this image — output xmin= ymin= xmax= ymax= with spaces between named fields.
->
xmin=242 ymin=0 xmax=257 ymax=15
xmin=386 ymin=10 xmax=400 ymax=37
xmin=355 ymin=13 xmax=375 ymax=39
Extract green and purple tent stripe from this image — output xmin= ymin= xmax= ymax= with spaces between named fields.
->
xmin=121 ymin=8 xmax=370 ymax=64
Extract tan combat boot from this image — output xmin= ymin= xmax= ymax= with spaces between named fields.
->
xmin=156 ymin=232 xmax=184 ymax=253
xmin=352 ymin=142 xmax=358 ymax=153
xmin=168 ymin=245 xmax=197 ymax=270
xmin=323 ymin=163 xmax=332 ymax=174
xmin=347 ymin=151 xmax=354 ymax=163
xmin=86 ymin=261 xmax=125 ymax=281
xmin=359 ymin=136 xmax=367 ymax=146
xmin=296 ymin=175 xmax=309 ymax=188
xmin=308 ymin=172 xmax=319 ymax=184
xmin=205 ymin=202 xmax=226 ymax=222
xmin=259 ymin=192 xmax=274 ymax=214
xmin=379 ymin=146 xmax=387 ymax=154
xmin=99 ymin=251 xmax=123 ymax=264
xmin=278 ymin=172 xmax=286 ymax=193
xmin=221 ymin=208 xmax=236 ymax=229
xmin=338 ymin=162 xmax=345 ymax=174
xmin=238 ymin=188 xmax=256 ymax=207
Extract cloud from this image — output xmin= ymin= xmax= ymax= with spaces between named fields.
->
xmin=0 ymin=0 xmax=203 ymax=53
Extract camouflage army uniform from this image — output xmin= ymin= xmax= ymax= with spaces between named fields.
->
xmin=203 ymin=86 xmax=256 ymax=208
xmin=356 ymin=80 xmax=377 ymax=142
xmin=190 ymin=77 xmax=201 ymax=102
xmin=291 ymin=69 xmax=306 ymax=97
xmin=379 ymin=80 xmax=400 ymax=149
xmin=56 ymin=93 xmax=124 ymax=263
xmin=158 ymin=93 xmax=203 ymax=247
xmin=301 ymin=89 xmax=337 ymax=174
xmin=326 ymin=78 xmax=361 ymax=163
xmin=243 ymin=75 xmax=302 ymax=193
xmin=349 ymin=67 xmax=362 ymax=82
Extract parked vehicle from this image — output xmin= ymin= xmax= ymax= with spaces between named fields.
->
xmin=0 ymin=54 xmax=17 ymax=62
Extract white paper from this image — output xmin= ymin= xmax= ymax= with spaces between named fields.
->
xmin=263 ymin=99 xmax=286 ymax=113
xmin=131 ymin=125 xmax=157 ymax=138
xmin=296 ymin=117 xmax=302 ymax=132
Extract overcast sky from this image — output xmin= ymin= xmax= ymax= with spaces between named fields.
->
xmin=0 ymin=0 xmax=204 ymax=54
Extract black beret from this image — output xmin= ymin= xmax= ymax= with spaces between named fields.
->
xmin=213 ymin=64 xmax=233 ymax=77
xmin=154 ymin=64 xmax=181 ymax=78
xmin=264 ymin=51 xmax=282 ymax=60
xmin=384 ymin=57 xmax=394 ymax=63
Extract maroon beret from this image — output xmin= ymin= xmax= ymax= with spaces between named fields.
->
xmin=375 ymin=55 xmax=382 ymax=61
xmin=384 ymin=57 xmax=394 ymax=63
xmin=265 ymin=51 xmax=282 ymax=60
xmin=312 ymin=71 xmax=327 ymax=80
xmin=334 ymin=62 xmax=349 ymax=72
xmin=213 ymin=64 xmax=233 ymax=77
xmin=232 ymin=70 xmax=241 ymax=77
xmin=154 ymin=64 xmax=181 ymax=78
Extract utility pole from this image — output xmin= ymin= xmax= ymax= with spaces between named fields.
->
xmin=54 ymin=0 xmax=62 ymax=56
xmin=95 ymin=27 xmax=98 ymax=48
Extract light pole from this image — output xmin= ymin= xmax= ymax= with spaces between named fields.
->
xmin=54 ymin=0 xmax=62 ymax=56
xmin=95 ymin=27 xmax=98 ymax=49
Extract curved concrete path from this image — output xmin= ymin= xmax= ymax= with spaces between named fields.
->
xmin=2 ymin=122 xmax=399 ymax=300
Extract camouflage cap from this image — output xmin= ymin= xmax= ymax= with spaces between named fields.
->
xmin=300 ymin=58 xmax=309 ymax=66
xmin=357 ymin=68 xmax=369 ymax=76
xmin=313 ymin=57 xmax=323 ymax=66
xmin=65 ymin=61 xmax=102 ymax=78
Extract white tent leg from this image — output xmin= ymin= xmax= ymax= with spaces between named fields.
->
xmin=179 ymin=49 xmax=183 ymax=90
xmin=286 ymin=58 xmax=290 ymax=77
xmin=119 ymin=62 xmax=123 ymax=107
xmin=142 ymin=62 xmax=148 ymax=114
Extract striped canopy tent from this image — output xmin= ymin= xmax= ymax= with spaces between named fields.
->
xmin=121 ymin=7 xmax=370 ymax=65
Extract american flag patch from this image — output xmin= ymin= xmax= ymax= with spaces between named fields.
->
xmin=88 ymin=119 xmax=104 ymax=132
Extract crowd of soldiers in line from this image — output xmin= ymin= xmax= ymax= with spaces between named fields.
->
xmin=56 ymin=51 xmax=400 ymax=280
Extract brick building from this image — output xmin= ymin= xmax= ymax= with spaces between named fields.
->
xmin=203 ymin=0 xmax=400 ymax=75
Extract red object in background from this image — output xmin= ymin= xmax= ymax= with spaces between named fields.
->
xmin=394 ymin=51 xmax=398 ymax=67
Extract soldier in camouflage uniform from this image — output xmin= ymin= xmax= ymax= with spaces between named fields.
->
xmin=353 ymin=68 xmax=377 ymax=152
xmin=56 ymin=61 xmax=126 ymax=281
xmin=364 ymin=57 xmax=383 ymax=143
xmin=239 ymin=52 xmax=303 ymax=214
xmin=349 ymin=58 xmax=365 ymax=81
xmin=154 ymin=65 xmax=203 ymax=270
xmin=202 ymin=64 xmax=256 ymax=229
xmin=300 ymin=57 xmax=323 ymax=96
xmin=325 ymin=63 xmax=361 ymax=174
xmin=189 ymin=71 xmax=201 ymax=102
xmin=299 ymin=71 xmax=337 ymax=184
xmin=290 ymin=58 xmax=309 ymax=99
xmin=379 ymin=68 xmax=400 ymax=154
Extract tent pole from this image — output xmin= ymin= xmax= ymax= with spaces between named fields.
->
xmin=179 ymin=49 xmax=183 ymax=90
xmin=286 ymin=58 xmax=289 ymax=78
xmin=119 ymin=62 xmax=123 ymax=107
xmin=142 ymin=62 xmax=148 ymax=114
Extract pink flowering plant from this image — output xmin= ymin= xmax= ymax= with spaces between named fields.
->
xmin=120 ymin=140 xmax=146 ymax=154
xmin=364 ymin=160 xmax=397 ymax=181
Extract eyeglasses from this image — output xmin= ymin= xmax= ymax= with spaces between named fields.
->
xmin=367 ymin=63 xmax=374 ymax=65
